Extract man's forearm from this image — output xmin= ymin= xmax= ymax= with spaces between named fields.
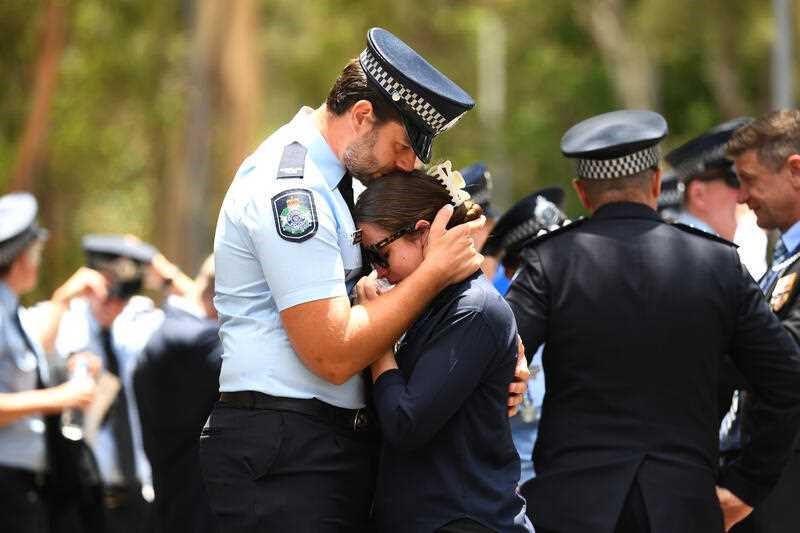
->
xmin=284 ymin=263 xmax=445 ymax=385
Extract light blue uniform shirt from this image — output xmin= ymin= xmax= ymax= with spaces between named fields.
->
xmin=0 ymin=282 xmax=47 ymax=472
xmin=55 ymin=296 xmax=163 ymax=487
xmin=778 ymin=219 xmax=800 ymax=256
xmin=215 ymin=107 xmax=365 ymax=409
xmin=677 ymin=212 xmax=716 ymax=236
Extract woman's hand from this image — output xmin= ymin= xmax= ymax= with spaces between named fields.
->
xmin=356 ymin=272 xmax=381 ymax=303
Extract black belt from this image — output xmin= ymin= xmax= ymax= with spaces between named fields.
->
xmin=0 ymin=465 xmax=47 ymax=490
xmin=219 ymin=391 xmax=374 ymax=433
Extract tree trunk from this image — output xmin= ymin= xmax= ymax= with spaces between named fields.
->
xmin=9 ymin=0 xmax=66 ymax=192
xmin=576 ymin=0 xmax=659 ymax=109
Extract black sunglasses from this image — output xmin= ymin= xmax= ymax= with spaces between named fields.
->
xmin=363 ymin=226 xmax=416 ymax=269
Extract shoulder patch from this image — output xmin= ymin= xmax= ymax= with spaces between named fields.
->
xmin=671 ymin=222 xmax=738 ymax=247
xmin=276 ymin=141 xmax=307 ymax=179
xmin=271 ymin=188 xmax=318 ymax=242
xmin=517 ymin=217 xmax=587 ymax=250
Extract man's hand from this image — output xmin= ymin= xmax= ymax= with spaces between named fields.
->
xmin=67 ymin=351 xmax=103 ymax=379
xmin=716 ymin=486 xmax=753 ymax=531
xmin=146 ymin=253 xmax=195 ymax=296
xmin=508 ymin=335 xmax=530 ymax=416
xmin=51 ymin=267 xmax=108 ymax=307
xmin=421 ymin=205 xmax=485 ymax=290
xmin=54 ymin=379 xmax=96 ymax=410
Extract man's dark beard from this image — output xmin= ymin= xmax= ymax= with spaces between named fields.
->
xmin=343 ymin=128 xmax=382 ymax=185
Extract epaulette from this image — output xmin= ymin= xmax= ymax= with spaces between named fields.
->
xmin=516 ymin=217 xmax=587 ymax=250
xmin=671 ymin=222 xmax=738 ymax=247
xmin=275 ymin=141 xmax=307 ymax=179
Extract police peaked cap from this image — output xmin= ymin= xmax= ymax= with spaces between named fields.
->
xmin=82 ymin=234 xmax=158 ymax=264
xmin=665 ymin=116 xmax=753 ymax=187
xmin=656 ymin=168 xmax=684 ymax=219
xmin=0 ymin=192 xmax=48 ymax=267
xmin=459 ymin=162 xmax=497 ymax=218
xmin=482 ymin=187 xmax=567 ymax=257
xmin=561 ymin=110 xmax=668 ymax=179
xmin=360 ymin=27 xmax=475 ymax=164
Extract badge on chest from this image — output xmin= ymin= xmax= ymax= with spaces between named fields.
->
xmin=771 ymin=272 xmax=797 ymax=312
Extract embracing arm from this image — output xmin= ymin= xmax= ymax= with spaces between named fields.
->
xmin=281 ymin=205 xmax=485 ymax=385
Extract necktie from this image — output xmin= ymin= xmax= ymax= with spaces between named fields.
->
xmin=760 ymin=238 xmax=789 ymax=294
xmin=100 ymin=328 xmax=137 ymax=485
xmin=339 ymin=172 xmax=356 ymax=213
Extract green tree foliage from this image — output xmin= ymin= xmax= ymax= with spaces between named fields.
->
xmin=0 ymin=0 xmax=792 ymax=300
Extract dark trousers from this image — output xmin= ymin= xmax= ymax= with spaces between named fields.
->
xmin=0 ymin=466 xmax=49 ymax=533
xmin=730 ymin=451 xmax=800 ymax=533
xmin=199 ymin=403 xmax=379 ymax=533
xmin=103 ymin=484 xmax=150 ymax=533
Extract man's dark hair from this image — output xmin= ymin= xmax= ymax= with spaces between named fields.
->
xmin=727 ymin=109 xmax=800 ymax=171
xmin=326 ymin=58 xmax=402 ymax=125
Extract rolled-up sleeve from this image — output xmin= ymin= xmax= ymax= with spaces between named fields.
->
xmin=373 ymin=310 xmax=499 ymax=451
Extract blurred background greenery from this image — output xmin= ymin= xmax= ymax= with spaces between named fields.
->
xmin=1 ymin=0 xmax=797 ymax=300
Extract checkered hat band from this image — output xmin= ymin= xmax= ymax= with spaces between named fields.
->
xmin=360 ymin=49 xmax=448 ymax=134
xmin=575 ymin=146 xmax=661 ymax=180
xmin=501 ymin=219 xmax=543 ymax=250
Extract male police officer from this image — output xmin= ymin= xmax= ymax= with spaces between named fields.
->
xmin=55 ymin=234 xmax=165 ymax=533
xmin=506 ymin=110 xmax=800 ymax=533
xmin=725 ymin=109 xmax=800 ymax=533
xmin=200 ymin=28 xmax=531 ymax=532
xmin=665 ymin=117 xmax=752 ymax=241
xmin=0 ymin=192 xmax=106 ymax=533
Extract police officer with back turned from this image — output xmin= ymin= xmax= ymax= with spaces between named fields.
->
xmin=506 ymin=110 xmax=800 ymax=533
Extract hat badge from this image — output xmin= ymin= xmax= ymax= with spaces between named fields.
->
xmin=391 ymin=91 xmax=401 ymax=102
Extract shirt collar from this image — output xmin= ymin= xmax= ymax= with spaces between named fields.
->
xmin=289 ymin=107 xmax=346 ymax=190
xmin=677 ymin=212 xmax=717 ymax=236
xmin=780 ymin=218 xmax=800 ymax=254
xmin=0 ymin=282 xmax=19 ymax=314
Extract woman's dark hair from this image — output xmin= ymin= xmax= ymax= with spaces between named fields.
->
xmin=354 ymin=169 xmax=483 ymax=234
xmin=326 ymin=58 xmax=402 ymax=125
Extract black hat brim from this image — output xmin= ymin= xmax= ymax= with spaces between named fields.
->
xmin=401 ymin=115 xmax=433 ymax=164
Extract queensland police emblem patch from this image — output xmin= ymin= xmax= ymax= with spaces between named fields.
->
xmin=271 ymin=188 xmax=318 ymax=242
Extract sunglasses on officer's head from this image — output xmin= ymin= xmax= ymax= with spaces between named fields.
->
xmin=362 ymin=226 xmax=416 ymax=269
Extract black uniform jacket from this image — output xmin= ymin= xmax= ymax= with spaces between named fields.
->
xmin=133 ymin=302 xmax=222 ymax=533
xmin=506 ymin=202 xmax=800 ymax=533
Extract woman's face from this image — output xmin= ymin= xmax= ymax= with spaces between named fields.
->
xmin=359 ymin=222 xmax=426 ymax=284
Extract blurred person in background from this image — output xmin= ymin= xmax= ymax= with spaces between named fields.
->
xmin=55 ymin=235 xmax=165 ymax=533
xmin=482 ymin=187 xmax=569 ymax=484
xmin=133 ymin=254 xmax=221 ymax=533
xmin=666 ymin=117 xmax=753 ymax=241
xmin=459 ymin=162 xmax=500 ymax=278
xmin=723 ymin=110 xmax=800 ymax=533
xmin=0 ymin=192 xmax=108 ymax=533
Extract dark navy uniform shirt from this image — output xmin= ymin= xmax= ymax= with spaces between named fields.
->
xmin=373 ymin=273 xmax=533 ymax=532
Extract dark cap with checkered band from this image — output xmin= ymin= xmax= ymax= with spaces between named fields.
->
xmin=561 ymin=110 xmax=668 ymax=179
xmin=359 ymin=27 xmax=475 ymax=164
